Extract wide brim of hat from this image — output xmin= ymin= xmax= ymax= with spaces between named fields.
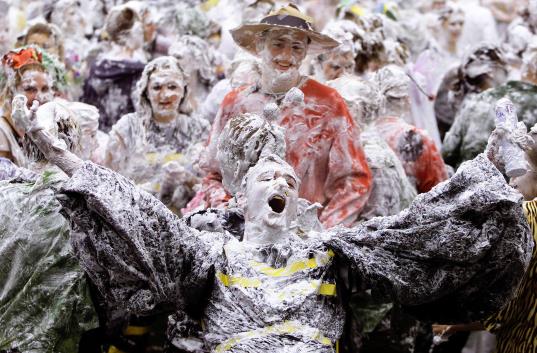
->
xmin=230 ymin=23 xmax=340 ymax=56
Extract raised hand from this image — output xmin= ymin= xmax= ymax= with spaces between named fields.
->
xmin=486 ymin=98 xmax=529 ymax=177
xmin=11 ymin=95 xmax=40 ymax=133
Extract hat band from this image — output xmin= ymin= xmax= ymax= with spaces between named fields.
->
xmin=261 ymin=15 xmax=312 ymax=31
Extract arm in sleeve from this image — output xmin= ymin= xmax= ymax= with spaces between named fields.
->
xmin=327 ymin=154 xmax=532 ymax=323
xmin=415 ymin=132 xmax=448 ymax=193
xmin=319 ymin=98 xmax=372 ymax=228
xmin=59 ymin=162 xmax=222 ymax=317
xmin=187 ymin=90 xmax=244 ymax=212
xmin=442 ymin=103 xmax=468 ymax=167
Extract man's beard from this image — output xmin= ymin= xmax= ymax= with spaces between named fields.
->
xmin=261 ymin=64 xmax=301 ymax=94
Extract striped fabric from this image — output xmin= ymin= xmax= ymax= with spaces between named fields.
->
xmin=484 ymin=199 xmax=537 ymax=352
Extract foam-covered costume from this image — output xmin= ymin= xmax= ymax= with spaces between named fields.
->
xmin=13 ymin=92 xmax=534 ymax=353
xmin=187 ymin=6 xmax=372 ymax=228
xmin=106 ymin=57 xmax=209 ymax=213
xmin=374 ymin=66 xmax=448 ymax=193
xmin=0 ymin=101 xmax=99 ymax=353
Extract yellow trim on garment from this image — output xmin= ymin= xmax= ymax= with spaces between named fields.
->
xmin=201 ymin=0 xmax=219 ymax=12
xmin=217 ymin=272 xmax=336 ymax=298
xmin=108 ymin=346 xmax=125 ymax=353
xmin=145 ymin=152 xmax=183 ymax=164
xmin=217 ymin=272 xmax=262 ymax=288
xmin=214 ymin=321 xmax=334 ymax=352
xmin=123 ymin=325 xmax=151 ymax=336
xmin=249 ymin=250 xmax=335 ymax=277
xmin=319 ymin=283 xmax=337 ymax=296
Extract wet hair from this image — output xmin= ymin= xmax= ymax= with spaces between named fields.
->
xmin=104 ymin=6 xmax=140 ymax=44
xmin=217 ymin=112 xmax=286 ymax=195
xmin=461 ymin=43 xmax=507 ymax=91
xmin=168 ymin=35 xmax=218 ymax=85
xmin=135 ymin=56 xmax=190 ymax=126
xmin=438 ymin=4 xmax=465 ymax=24
xmin=327 ymin=76 xmax=380 ymax=125
xmin=375 ymin=65 xmax=411 ymax=114
xmin=23 ymin=23 xmax=65 ymax=60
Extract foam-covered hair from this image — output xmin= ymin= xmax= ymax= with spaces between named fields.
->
xmin=327 ymin=76 xmax=380 ymax=125
xmin=217 ymin=112 xmax=286 ymax=195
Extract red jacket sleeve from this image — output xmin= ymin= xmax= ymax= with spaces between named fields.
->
xmin=415 ymin=133 xmax=448 ymax=193
xmin=184 ymin=89 xmax=245 ymax=213
xmin=319 ymin=93 xmax=372 ymax=228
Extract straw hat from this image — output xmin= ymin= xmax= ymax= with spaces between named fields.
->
xmin=230 ymin=3 xmax=340 ymax=56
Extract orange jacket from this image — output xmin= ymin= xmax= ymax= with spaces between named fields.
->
xmin=187 ymin=78 xmax=372 ymax=227
xmin=375 ymin=116 xmax=448 ymax=193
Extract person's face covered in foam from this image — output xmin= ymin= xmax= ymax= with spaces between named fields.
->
xmin=16 ymin=69 xmax=53 ymax=109
xmin=243 ymin=157 xmax=299 ymax=243
xmin=147 ymin=70 xmax=185 ymax=122
xmin=321 ymin=50 xmax=355 ymax=81
xmin=260 ymin=29 xmax=308 ymax=78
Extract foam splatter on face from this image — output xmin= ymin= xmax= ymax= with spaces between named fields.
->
xmin=446 ymin=12 xmax=464 ymax=38
xmin=243 ymin=156 xmax=300 ymax=243
xmin=321 ymin=51 xmax=355 ymax=81
xmin=259 ymin=29 xmax=308 ymax=93
xmin=16 ymin=70 xmax=53 ymax=109
xmin=147 ymin=70 xmax=185 ymax=121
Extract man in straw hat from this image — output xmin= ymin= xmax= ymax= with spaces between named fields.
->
xmin=188 ymin=4 xmax=372 ymax=228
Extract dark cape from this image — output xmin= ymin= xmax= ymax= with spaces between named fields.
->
xmin=56 ymin=154 xmax=531 ymax=351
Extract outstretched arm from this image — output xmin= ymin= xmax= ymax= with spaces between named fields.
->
xmin=327 ymin=152 xmax=532 ymax=324
xmin=14 ymin=95 xmax=220 ymax=318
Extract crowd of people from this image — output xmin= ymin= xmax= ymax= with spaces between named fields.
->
xmin=0 ymin=1 xmax=536 ymax=353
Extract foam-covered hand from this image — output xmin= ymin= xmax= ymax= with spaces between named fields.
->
xmin=487 ymin=98 xmax=528 ymax=177
xmin=11 ymin=95 xmax=40 ymax=133
xmin=511 ymin=122 xmax=533 ymax=151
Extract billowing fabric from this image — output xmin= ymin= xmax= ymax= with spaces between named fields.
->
xmin=189 ymin=78 xmax=372 ymax=228
xmin=358 ymin=129 xmax=416 ymax=221
xmin=81 ymin=59 xmax=145 ymax=132
xmin=375 ymin=116 xmax=448 ymax=193
xmin=328 ymin=154 xmax=532 ymax=323
xmin=0 ymin=170 xmax=97 ymax=353
xmin=0 ymin=157 xmax=19 ymax=180
xmin=484 ymin=199 xmax=537 ymax=353
xmin=443 ymin=81 xmax=537 ymax=168
xmin=407 ymin=49 xmax=450 ymax=149
xmin=57 ymin=154 xmax=530 ymax=351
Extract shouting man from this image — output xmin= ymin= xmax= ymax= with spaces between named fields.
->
xmin=187 ymin=4 xmax=372 ymax=228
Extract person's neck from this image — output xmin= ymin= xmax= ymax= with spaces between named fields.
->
xmin=152 ymin=111 xmax=179 ymax=124
xmin=243 ymin=219 xmax=292 ymax=245
xmin=446 ymin=35 xmax=458 ymax=55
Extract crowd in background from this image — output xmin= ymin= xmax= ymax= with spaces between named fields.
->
xmin=0 ymin=1 xmax=536 ymax=353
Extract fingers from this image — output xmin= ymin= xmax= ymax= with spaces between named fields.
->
xmin=30 ymin=100 xmax=40 ymax=112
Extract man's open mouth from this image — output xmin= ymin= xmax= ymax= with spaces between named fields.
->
xmin=275 ymin=62 xmax=292 ymax=71
xmin=268 ymin=195 xmax=286 ymax=213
